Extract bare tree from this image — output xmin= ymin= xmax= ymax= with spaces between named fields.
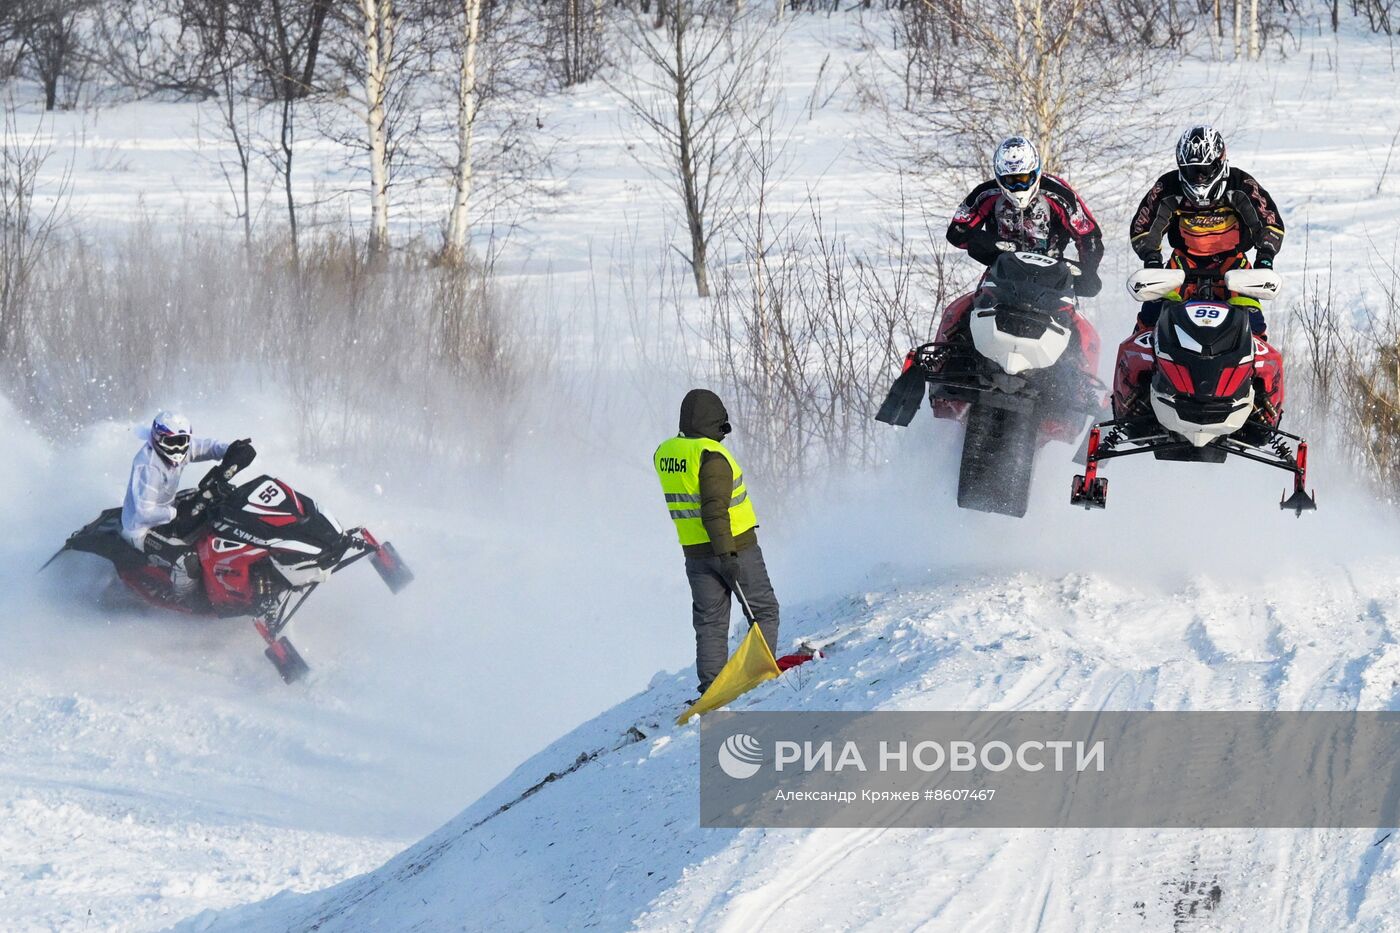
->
xmin=0 ymin=102 xmax=68 ymax=400
xmin=182 ymin=0 xmax=337 ymax=260
xmin=312 ymin=0 xmax=551 ymax=267
xmin=695 ymin=188 xmax=948 ymax=490
xmin=212 ymin=64 xmax=261 ymax=251
xmin=90 ymin=0 xmax=219 ymax=98
xmin=610 ymin=0 xmax=779 ymax=297
xmin=7 ymin=0 xmax=98 ymax=110
xmin=0 ymin=4 xmax=27 ymax=79
xmin=545 ymin=0 xmax=608 ymax=88
xmin=886 ymin=0 xmax=1165 ymax=187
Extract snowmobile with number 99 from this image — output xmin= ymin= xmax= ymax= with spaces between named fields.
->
xmin=44 ymin=457 xmax=413 ymax=683
xmin=1070 ymin=265 xmax=1316 ymax=515
xmin=876 ymin=249 xmax=1105 ymax=517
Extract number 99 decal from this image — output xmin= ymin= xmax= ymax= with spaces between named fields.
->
xmin=1186 ymin=302 xmax=1230 ymax=328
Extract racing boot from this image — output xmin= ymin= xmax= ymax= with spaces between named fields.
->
xmin=169 ymin=552 xmax=201 ymax=602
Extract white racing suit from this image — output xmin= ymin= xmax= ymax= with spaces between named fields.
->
xmin=121 ymin=435 xmax=230 ymax=599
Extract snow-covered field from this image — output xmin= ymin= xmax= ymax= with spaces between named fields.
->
xmin=7 ymin=13 xmax=1400 ymax=932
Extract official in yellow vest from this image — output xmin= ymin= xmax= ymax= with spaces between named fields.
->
xmin=654 ymin=389 xmax=780 ymax=695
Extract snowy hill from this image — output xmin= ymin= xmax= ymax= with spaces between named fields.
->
xmin=180 ymin=541 xmax=1400 ymax=930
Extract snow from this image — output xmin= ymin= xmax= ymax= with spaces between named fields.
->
xmin=176 ymin=558 xmax=1400 ymax=931
xmin=6 ymin=12 xmax=1400 ymax=932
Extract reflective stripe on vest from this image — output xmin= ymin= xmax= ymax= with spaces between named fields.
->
xmin=653 ymin=435 xmax=759 ymax=546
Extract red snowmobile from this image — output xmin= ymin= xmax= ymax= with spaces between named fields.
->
xmin=44 ymin=456 xmax=413 ymax=682
xmin=1071 ymin=265 xmax=1316 ymax=515
xmin=877 ymin=250 xmax=1104 ymax=517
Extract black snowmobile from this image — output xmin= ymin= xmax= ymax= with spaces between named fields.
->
xmin=876 ymin=250 xmax=1105 ymax=517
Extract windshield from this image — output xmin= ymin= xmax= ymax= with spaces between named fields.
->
xmin=983 ymin=253 xmax=1074 ymax=313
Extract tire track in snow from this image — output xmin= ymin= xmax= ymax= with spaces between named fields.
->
xmin=708 ymin=827 xmax=888 ymax=933
xmin=1022 ymin=670 xmax=1148 ymax=932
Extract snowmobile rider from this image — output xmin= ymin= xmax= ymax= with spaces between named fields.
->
xmin=654 ymin=389 xmax=780 ymax=696
xmin=946 ymin=135 xmax=1105 ymax=296
xmin=1129 ymin=124 xmax=1285 ymax=338
xmin=932 ymin=136 xmax=1104 ymax=369
xmin=121 ymin=411 xmax=255 ymax=601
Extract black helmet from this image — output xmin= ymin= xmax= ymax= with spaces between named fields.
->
xmin=1176 ymin=125 xmax=1228 ymax=205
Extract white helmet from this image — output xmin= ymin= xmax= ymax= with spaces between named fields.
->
xmin=993 ymin=136 xmax=1042 ymax=211
xmin=150 ymin=410 xmax=192 ymax=466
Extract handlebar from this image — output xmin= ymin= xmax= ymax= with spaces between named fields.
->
xmin=187 ymin=458 xmax=250 ymax=521
xmin=1176 ymin=267 xmax=1228 ymax=282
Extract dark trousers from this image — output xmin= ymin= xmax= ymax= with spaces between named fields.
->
xmin=684 ymin=544 xmax=780 ymax=694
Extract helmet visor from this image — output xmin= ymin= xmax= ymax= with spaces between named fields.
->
xmin=998 ymin=170 xmax=1039 ymax=192
xmin=1179 ymin=162 xmax=1223 ymax=188
xmin=155 ymin=431 xmax=191 ymax=460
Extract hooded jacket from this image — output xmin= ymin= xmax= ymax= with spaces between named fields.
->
xmin=121 ymin=431 xmax=230 ymax=549
xmin=677 ymin=389 xmax=758 ymax=558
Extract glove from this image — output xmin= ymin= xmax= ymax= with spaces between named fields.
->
xmin=717 ymin=553 xmax=743 ymax=592
xmin=1142 ymin=253 xmax=1164 ymax=269
xmin=1075 ymin=267 xmax=1103 ymax=298
xmin=1254 ymin=253 xmax=1274 ymax=270
xmin=964 ymin=229 xmax=1004 ymax=266
xmin=221 ymin=438 xmax=256 ymax=471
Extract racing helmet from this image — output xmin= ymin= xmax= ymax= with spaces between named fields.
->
xmin=150 ymin=410 xmax=192 ymax=466
xmin=993 ymin=136 xmax=1042 ymax=211
xmin=1176 ymin=125 xmax=1229 ymax=205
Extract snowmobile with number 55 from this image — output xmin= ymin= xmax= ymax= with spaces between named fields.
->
xmin=44 ymin=456 xmax=413 ymax=683
xmin=1070 ymin=265 xmax=1316 ymax=515
xmin=876 ymin=249 xmax=1105 ymax=517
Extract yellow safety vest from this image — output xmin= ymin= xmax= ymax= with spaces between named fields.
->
xmin=653 ymin=435 xmax=759 ymax=546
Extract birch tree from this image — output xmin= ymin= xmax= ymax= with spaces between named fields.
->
xmin=444 ymin=0 xmax=482 ymax=264
xmin=358 ymin=0 xmax=398 ymax=254
xmin=1247 ymin=0 xmax=1259 ymax=58
xmin=325 ymin=0 xmax=436 ymax=258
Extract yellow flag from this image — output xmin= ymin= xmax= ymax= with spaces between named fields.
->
xmin=676 ymin=624 xmax=781 ymax=725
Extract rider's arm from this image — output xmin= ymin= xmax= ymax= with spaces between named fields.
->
xmin=1042 ymin=177 xmax=1105 ymax=295
xmin=1234 ymin=170 xmax=1285 ymax=265
xmin=947 ymin=184 xmax=1003 ymax=266
xmin=188 ymin=437 xmax=230 ymax=463
xmin=1129 ymin=172 xmax=1175 ymax=266
xmin=1072 ymin=221 xmax=1104 ymax=296
xmin=1052 ymin=180 xmax=1105 ymax=274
